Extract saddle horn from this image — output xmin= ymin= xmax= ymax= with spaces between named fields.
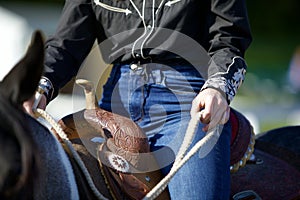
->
xmin=75 ymin=79 xmax=98 ymax=110
xmin=55 ymin=79 xmax=171 ymax=200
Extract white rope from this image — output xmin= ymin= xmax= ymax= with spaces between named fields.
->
xmin=143 ymin=112 xmax=220 ymax=200
xmin=33 ymin=108 xmax=109 ymax=200
xmin=32 ymin=105 xmax=218 ymax=200
xmin=173 ymin=112 xmax=202 ymax=167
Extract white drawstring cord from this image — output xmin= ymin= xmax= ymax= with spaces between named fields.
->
xmin=130 ymin=0 xmax=166 ymax=60
xmin=93 ymin=0 xmax=147 ymax=59
xmin=93 ymin=0 xmax=167 ymax=60
xmin=140 ymin=0 xmax=156 ymax=59
xmin=155 ymin=0 xmax=166 ymax=15
xmin=93 ymin=0 xmax=174 ymax=60
xmin=129 ymin=0 xmax=148 ymax=59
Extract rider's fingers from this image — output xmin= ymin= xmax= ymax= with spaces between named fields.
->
xmin=200 ymin=110 xmax=211 ymax=124
xmin=202 ymin=105 xmax=230 ymax=132
xmin=38 ymin=94 xmax=47 ymax=110
xmin=190 ymin=95 xmax=204 ymax=117
xmin=23 ymin=94 xmax=47 ymax=116
xmin=202 ymin=109 xmax=222 ymax=132
xmin=219 ymin=106 xmax=230 ymax=125
xmin=197 ymin=95 xmax=213 ymax=124
xmin=23 ymin=96 xmax=35 ymax=115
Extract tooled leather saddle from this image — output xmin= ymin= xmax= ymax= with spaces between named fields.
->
xmin=54 ymin=80 xmax=254 ymax=199
xmin=58 ymin=108 xmax=171 ymax=200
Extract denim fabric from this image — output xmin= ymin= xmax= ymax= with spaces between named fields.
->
xmin=99 ymin=63 xmax=231 ymax=200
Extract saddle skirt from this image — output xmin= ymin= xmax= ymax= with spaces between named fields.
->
xmin=56 ymin=108 xmax=171 ymax=200
xmin=54 ymin=74 xmax=254 ymax=198
xmin=229 ymin=108 xmax=255 ymax=173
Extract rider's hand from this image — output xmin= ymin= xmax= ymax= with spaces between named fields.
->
xmin=23 ymin=94 xmax=47 ymax=116
xmin=191 ymin=88 xmax=230 ymax=132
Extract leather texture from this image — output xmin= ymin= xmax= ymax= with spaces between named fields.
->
xmin=56 ymin=108 xmax=170 ymax=200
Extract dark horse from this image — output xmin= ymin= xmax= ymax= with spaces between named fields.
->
xmin=0 ymin=31 xmax=169 ymax=200
xmin=0 ymin=31 xmax=44 ymax=199
xmin=0 ymin=31 xmax=84 ymax=199
xmin=231 ymin=126 xmax=300 ymax=200
xmin=1 ymin=31 xmax=300 ymax=200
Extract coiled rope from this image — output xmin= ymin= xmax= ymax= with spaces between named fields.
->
xmin=34 ymin=108 xmax=219 ymax=200
xmin=143 ymin=112 xmax=221 ymax=200
xmin=33 ymin=108 xmax=108 ymax=200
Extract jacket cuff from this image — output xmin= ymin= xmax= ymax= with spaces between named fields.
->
xmin=201 ymin=57 xmax=247 ymax=104
xmin=38 ymin=76 xmax=54 ymax=104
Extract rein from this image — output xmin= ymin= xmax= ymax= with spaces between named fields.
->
xmin=33 ymin=108 xmax=108 ymax=200
xmin=33 ymin=108 xmax=219 ymax=200
xmin=143 ymin=112 xmax=221 ymax=200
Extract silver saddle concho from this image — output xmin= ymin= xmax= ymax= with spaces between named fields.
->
xmin=55 ymin=79 xmax=171 ymax=200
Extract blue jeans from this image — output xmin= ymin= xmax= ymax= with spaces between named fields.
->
xmin=99 ymin=63 xmax=231 ymax=199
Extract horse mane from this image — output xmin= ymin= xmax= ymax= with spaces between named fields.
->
xmin=0 ymin=31 xmax=44 ymax=199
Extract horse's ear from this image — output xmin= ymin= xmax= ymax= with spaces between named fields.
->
xmin=0 ymin=30 xmax=45 ymax=105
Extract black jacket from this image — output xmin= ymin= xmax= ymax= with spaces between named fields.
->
xmin=44 ymin=0 xmax=252 ymax=103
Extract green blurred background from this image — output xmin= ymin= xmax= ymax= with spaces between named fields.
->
xmin=1 ymin=0 xmax=300 ymax=133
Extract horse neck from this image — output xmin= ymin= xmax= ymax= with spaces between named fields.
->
xmin=0 ymin=94 xmax=38 ymax=199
